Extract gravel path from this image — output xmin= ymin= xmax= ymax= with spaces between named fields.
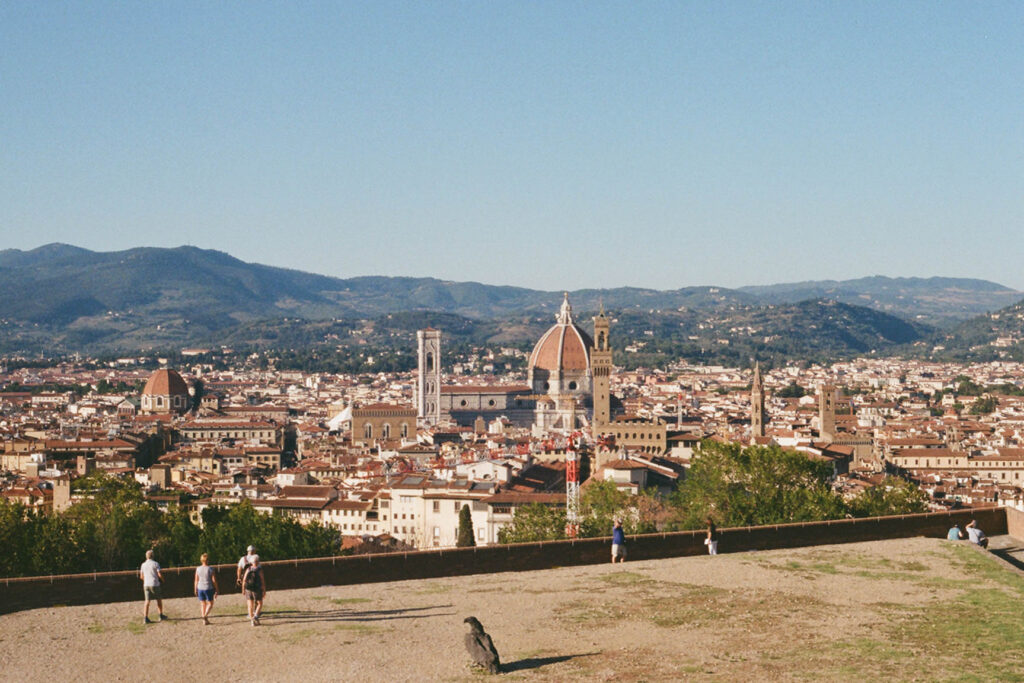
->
xmin=0 ymin=538 xmax=990 ymax=681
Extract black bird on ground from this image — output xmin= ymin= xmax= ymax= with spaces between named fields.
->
xmin=463 ymin=616 xmax=501 ymax=674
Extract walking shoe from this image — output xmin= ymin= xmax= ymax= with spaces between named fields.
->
xmin=251 ymin=618 xmax=256 ymax=627
xmin=159 ymin=614 xmax=168 ymax=621
xmin=144 ymin=617 xmax=152 ymax=624
xmin=203 ymin=617 xmax=210 ymax=626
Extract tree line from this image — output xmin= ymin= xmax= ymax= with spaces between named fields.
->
xmin=0 ymin=473 xmax=339 ymax=579
xmin=498 ymin=441 xmax=929 ymax=543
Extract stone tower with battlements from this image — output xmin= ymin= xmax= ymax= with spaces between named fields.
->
xmin=591 ymin=305 xmax=612 ymax=434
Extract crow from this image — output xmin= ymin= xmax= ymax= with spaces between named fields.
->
xmin=463 ymin=616 xmax=501 ymax=674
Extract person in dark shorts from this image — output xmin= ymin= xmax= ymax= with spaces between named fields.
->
xmin=140 ymin=549 xmax=167 ymax=624
xmin=194 ymin=553 xmax=219 ymax=625
xmin=241 ymin=555 xmax=266 ymax=626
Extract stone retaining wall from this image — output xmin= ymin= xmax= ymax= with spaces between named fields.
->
xmin=0 ymin=507 xmax=1005 ymax=616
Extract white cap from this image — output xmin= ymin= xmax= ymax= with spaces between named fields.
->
xmin=247 ymin=545 xmax=255 ymax=552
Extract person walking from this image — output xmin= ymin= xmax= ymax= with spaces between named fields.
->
xmin=194 ymin=553 xmax=219 ymax=625
xmin=611 ymin=519 xmax=626 ymax=564
xmin=241 ymin=555 xmax=266 ymax=626
xmin=705 ymin=518 xmax=719 ymax=555
xmin=140 ymin=549 xmax=168 ymax=624
xmin=236 ymin=544 xmax=257 ymax=589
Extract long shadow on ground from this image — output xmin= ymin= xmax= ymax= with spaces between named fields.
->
xmin=502 ymin=652 xmax=601 ymax=672
xmin=989 ymin=546 xmax=1024 ymax=572
xmin=258 ymin=604 xmax=454 ymax=625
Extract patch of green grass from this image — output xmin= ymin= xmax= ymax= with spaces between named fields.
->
xmin=330 ymin=597 xmax=372 ymax=605
xmin=125 ymin=622 xmax=146 ymax=635
xmin=599 ymin=571 xmax=653 ymax=586
xmin=86 ymin=623 xmax=106 ymax=634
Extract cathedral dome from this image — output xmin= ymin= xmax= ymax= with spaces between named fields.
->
xmin=528 ymin=294 xmax=593 ymax=376
xmin=141 ymin=368 xmax=191 ymax=414
xmin=142 ymin=368 xmax=189 ymax=397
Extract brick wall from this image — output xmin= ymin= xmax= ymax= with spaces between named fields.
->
xmin=0 ymin=507 xmax=1006 ymax=616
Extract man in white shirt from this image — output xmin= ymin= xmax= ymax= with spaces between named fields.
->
xmin=236 ymin=545 xmax=258 ymax=589
xmin=139 ymin=549 xmax=167 ymax=624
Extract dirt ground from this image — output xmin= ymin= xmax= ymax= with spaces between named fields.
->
xmin=0 ymin=537 xmax=1011 ymax=681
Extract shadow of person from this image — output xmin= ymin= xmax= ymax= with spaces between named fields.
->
xmin=502 ymin=652 xmax=601 ymax=672
xmin=257 ymin=604 xmax=455 ymax=625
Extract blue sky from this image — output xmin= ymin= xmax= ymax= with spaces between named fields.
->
xmin=2 ymin=2 xmax=1022 ymax=290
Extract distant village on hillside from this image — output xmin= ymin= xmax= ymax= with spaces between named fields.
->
xmin=3 ymin=292 xmax=1024 ymax=552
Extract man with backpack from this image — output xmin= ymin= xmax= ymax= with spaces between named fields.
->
xmin=241 ymin=555 xmax=266 ymax=626
xmin=236 ymin=544 xmax=258 ymax=589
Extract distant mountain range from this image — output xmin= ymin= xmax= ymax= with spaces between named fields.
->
xmin=739 ymin=276 xmax=1022 ymax=327
xmin=0 ymin=243 xmax=1021 ymax=362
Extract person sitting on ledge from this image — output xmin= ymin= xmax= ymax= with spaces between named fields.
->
xmin=947 ymin=523 xmax=964 ymax=540
xmin=965 ymin=520 xmax=989 ymax=549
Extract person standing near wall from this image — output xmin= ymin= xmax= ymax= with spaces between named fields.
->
xmin=611 ymin=519 xmax=626 ymax=563
xmin=140 ymin=549 xmax=168 ymax=624
xmin=194 ymin=553 xmax=218 ymax=625
xmin=241 ymin=555 xmax=266 ymax=626
xmin=705 ymin=519 xmax=719 ymax=555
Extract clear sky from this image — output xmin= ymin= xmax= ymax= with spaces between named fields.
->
xmin=2 ymin=2 xmax=1022 ymax=291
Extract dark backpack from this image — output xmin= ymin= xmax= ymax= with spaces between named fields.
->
xmin=243 ymin=566 xmax=261 ymax=592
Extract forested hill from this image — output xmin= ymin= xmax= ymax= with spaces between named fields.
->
xmin=0 ymin=243 xmax=757 ymax=325
xmin=924 ymin=299 xmax=1024 ymax=363
xmin=739 ymin=276 xmax=1022 ymax=327
xmin=0 ymin=244 xmax=1007 ymax=362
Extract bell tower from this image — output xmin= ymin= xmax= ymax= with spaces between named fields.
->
xmin=818 ymin=381 xmax=836 ymax=442
xmin=750 ymin=361 xmax=766 ymax=439
xmin=591 ymin=305 xmax=612 ymax=433
xmin=416 ymin=328 xmax=441 ymax=427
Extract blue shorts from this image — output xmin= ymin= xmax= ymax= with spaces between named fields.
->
xmin=196 ymin=588 xmax=215 ymax=602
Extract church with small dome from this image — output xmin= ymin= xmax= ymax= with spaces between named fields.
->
xmin=140 ymin=368 xmax=191 ymax=415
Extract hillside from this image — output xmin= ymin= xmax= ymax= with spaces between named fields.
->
xmin=0 ymin=244 xmax=1000 ymax=362
xmin=0 ymin=244 xmax=756 ymax=325
xmin=740 ymin=276 xmax=1022 ymax=327
xmin=925 ymin=299 xmax=1024 ymax=363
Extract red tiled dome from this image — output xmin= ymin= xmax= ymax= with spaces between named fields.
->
xmin=142 ymin=369 xmax=189 ymax=397
xmin=529 ymin=294 xmax=593 ymax=374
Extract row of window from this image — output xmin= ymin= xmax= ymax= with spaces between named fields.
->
xmin=362 ymin=422 xmax=411 ymax=439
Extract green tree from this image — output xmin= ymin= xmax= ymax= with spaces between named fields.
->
xmin=845 ymin=476 xmax=929 ymax=517
xmin=777 ymin=382 xmax=806 ymax=398
xmin=497 ymin=504 xmax=566 ymax=544
xmin=0 ymin=500 xmax=31 ymax=576
xmin=969 ymin=396 xmax=998 ymax=415
xmin=580 ymin=479 xmax=631 ymax=537
xmin=668 ymin=441 xmax=845 ymax=529
xmin=456 ymin=504 xmax=475 ymax=547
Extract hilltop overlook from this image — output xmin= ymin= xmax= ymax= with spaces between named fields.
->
xmin=2 ymin=537 xmax=1022 ymax=682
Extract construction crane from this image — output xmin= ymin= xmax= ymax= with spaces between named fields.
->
xmin=565 ymin=431 xmax=581 ymax=538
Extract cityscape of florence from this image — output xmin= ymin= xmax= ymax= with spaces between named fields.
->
xmin=3 ymin=3 xmax=1024 ymax=681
